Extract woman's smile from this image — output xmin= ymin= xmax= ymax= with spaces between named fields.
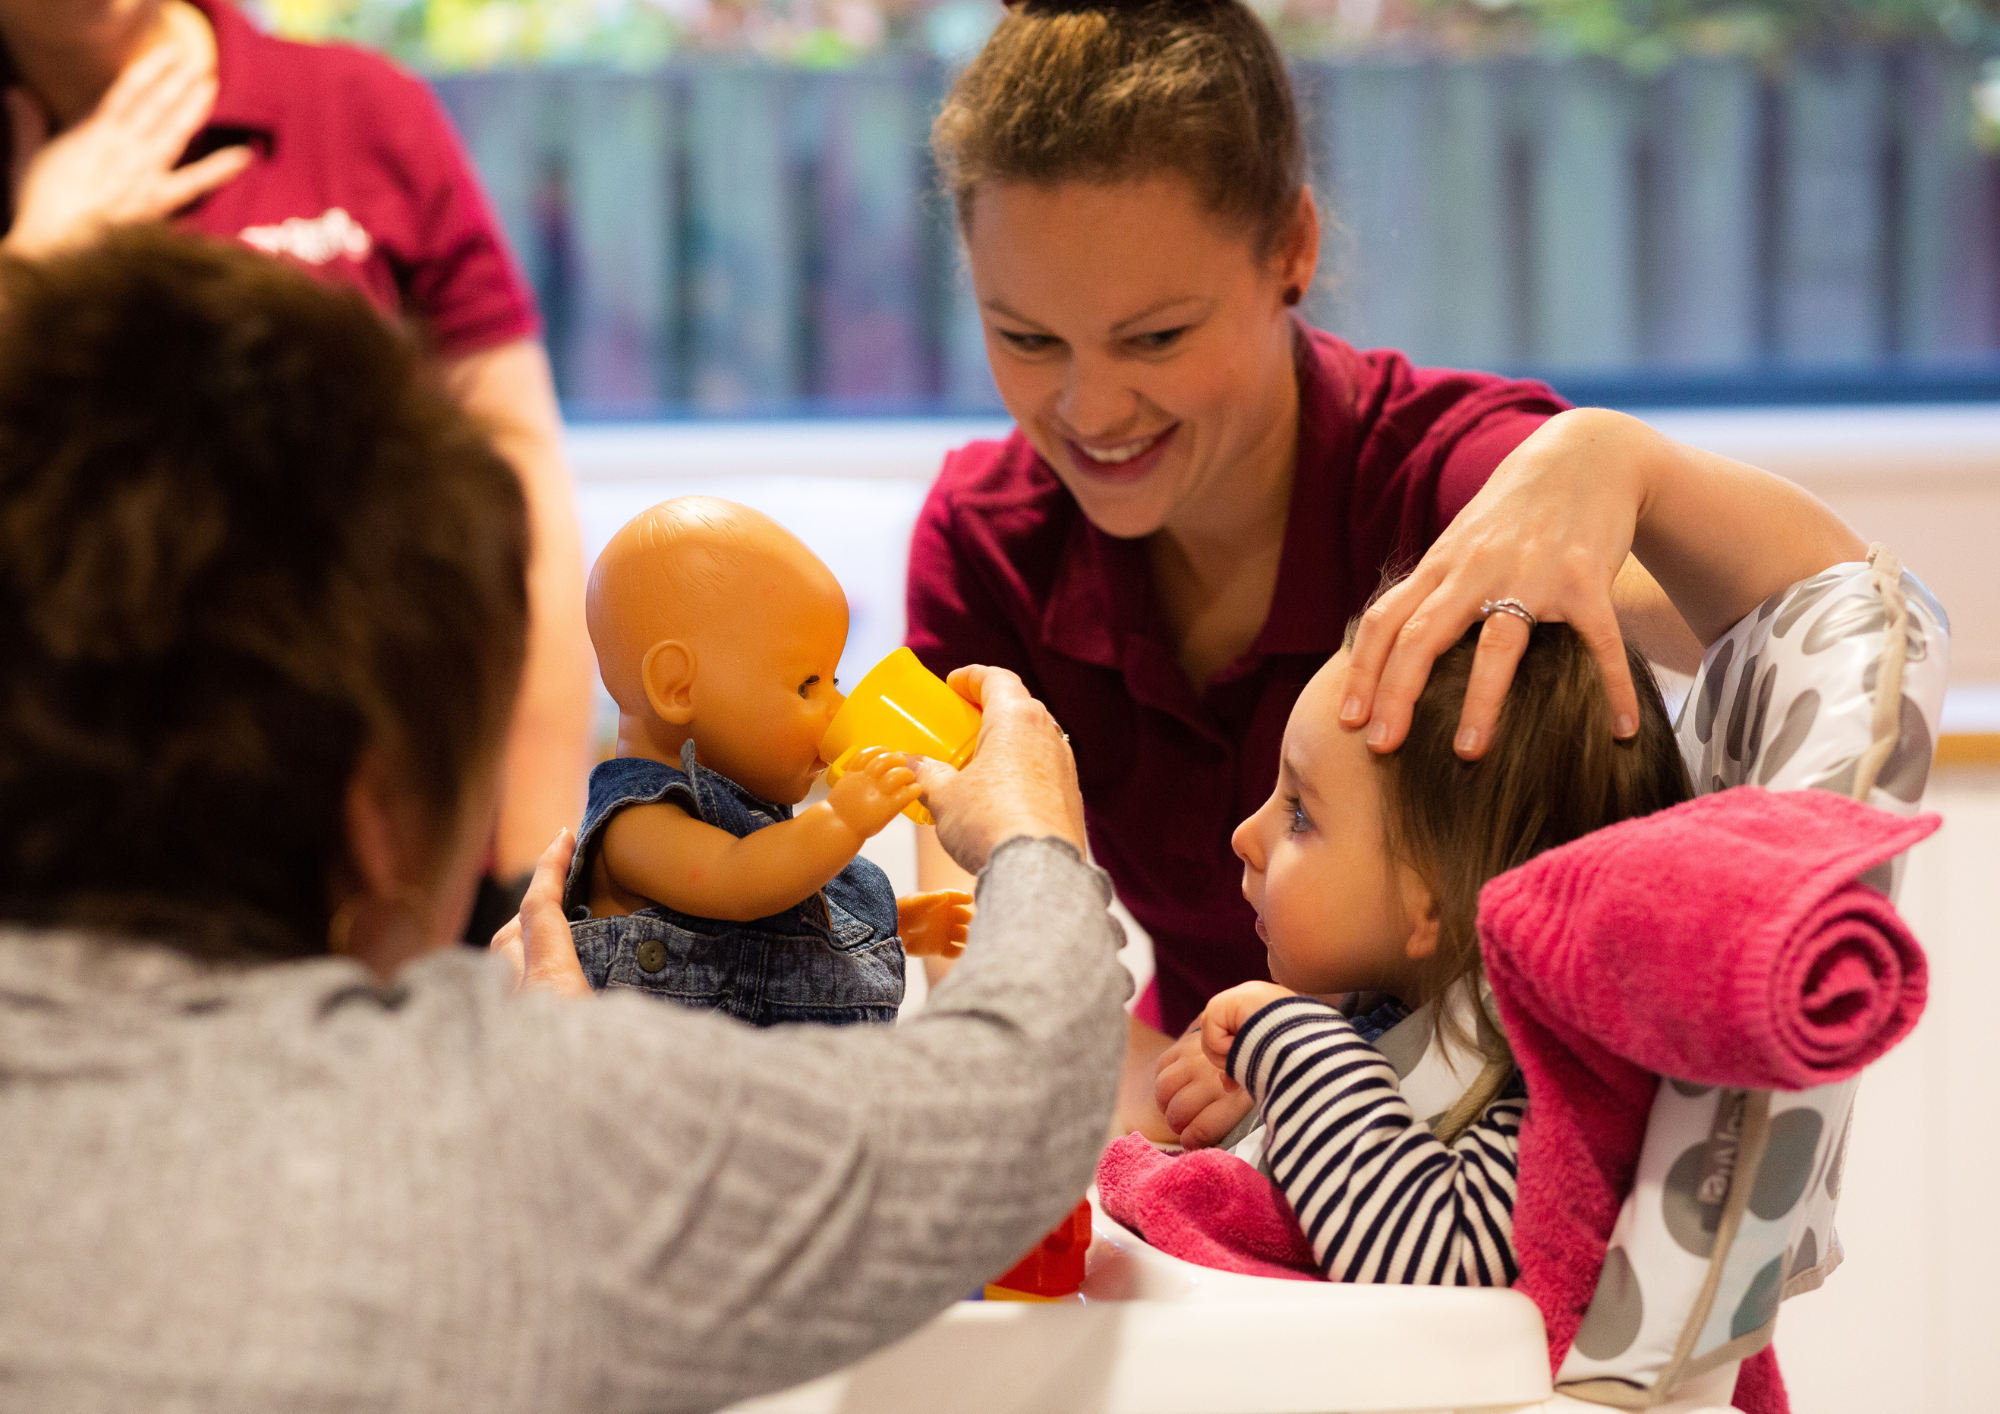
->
xmin=1063 ymin=424 xmax=1178 ymax=484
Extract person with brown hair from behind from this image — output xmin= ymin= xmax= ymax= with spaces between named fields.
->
xmin=566 ymin=496 xmax=970 ymax=1025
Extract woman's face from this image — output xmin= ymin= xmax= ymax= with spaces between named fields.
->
xmin=962 ymin=175 xmax=1315 ymax=541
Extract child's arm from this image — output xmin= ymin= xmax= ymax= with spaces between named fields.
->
xmin=1203 ymin=983 xmax=1525 ymax=1286
xmin=599 ymin=748 xmax=921 ymax=923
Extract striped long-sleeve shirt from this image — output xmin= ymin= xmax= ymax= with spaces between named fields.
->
xmin=1228 ymin=995 xmax=1528 ymax=1286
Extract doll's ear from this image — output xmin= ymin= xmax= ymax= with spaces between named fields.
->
xmin=640 ymin=640 xmax=697 ymax=726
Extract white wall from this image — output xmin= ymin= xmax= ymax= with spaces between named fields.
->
xmin=1776 ymin=765 xmax=2000 ymax=1412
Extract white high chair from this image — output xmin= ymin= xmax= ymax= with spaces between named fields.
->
xmin=726 ymin=551 xmax=1947 ymax=1414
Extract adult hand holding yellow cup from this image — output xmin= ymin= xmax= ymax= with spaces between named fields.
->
xmin=820 ymin=648 xmax=982 ymax=826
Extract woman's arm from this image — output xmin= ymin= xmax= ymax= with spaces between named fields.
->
xmin=1620 ymin=414 xmax=1868 ymax=643
xmin=521 ymin=836 xmax=1129 ymax=1408
xmin=1207 ymin=987 xmax=1524 ymax=1286
xmin=441 ymin=339 xmax=598 ymax=878
xmin=1344 ymin=407 xmax=1865 ymax=757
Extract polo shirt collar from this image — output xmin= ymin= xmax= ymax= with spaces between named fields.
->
xmin=192 ymin=0 xmax=280 ymax=135
xmin=1039 ymin=319 xmax=1357 ymax=678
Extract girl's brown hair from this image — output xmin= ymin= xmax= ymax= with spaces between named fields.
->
xmin=0 ymin=228 xmax=529 ymax=959
xmin=931 ymin=0 xmax=1308 ymax=258
xmin=1347 ymin=615 xmax=1694 ymax=1135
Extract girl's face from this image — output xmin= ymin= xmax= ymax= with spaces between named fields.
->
xmin=961 ymin=175 xmax=1315 ymax=540
xmin=1232 ymin=649 xmax=1438 ymax=996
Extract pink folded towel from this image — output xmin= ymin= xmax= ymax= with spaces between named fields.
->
xmin=1096 ymin=1133 xmax=1320 ymax=1280
xmin=1478 ymin=786 xmax=1936 ymax=1411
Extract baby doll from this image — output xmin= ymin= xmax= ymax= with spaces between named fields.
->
xmin=564 ymin=496 xmax=970 ymax=1026
xmin=1145 ymin=613 xmax=1690 ymax=1283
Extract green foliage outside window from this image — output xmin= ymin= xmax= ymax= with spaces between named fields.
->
xmin=255 ymin=0 xmax=1999 ymax=69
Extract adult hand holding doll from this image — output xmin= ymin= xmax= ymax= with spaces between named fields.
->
xmin=910 ymin=662 xmax=1086 ymax=876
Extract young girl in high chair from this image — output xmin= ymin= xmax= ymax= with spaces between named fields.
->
xmin=1159 ymin=611 xmax=1692 ymax=1284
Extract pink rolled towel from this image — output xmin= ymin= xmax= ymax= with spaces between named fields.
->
xmin=1478 ymin=786 xmax=1936 ymax=1408
xmin=1096 ymin=1133 xmax=1320 ymax=1281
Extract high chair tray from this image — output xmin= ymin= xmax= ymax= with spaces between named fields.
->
xmin=726 ymin=1198 xmax=1557 ymax=1414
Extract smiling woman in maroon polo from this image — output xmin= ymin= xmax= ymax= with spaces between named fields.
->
xmin=905 ymin=0 xmax=1866 ymax=1133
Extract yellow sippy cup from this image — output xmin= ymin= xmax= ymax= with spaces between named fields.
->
xmin=819 ymin=647 xmax=982 ymax=826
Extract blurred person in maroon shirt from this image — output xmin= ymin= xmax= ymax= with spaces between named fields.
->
xmin=0 ymin=0 xmax=594 ymax=935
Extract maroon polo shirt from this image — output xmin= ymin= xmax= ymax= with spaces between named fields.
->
xmin=1 ymin=0 xmax=539 ymax=359
xmin=906 ymin=325 xmax=1568 ymax=1034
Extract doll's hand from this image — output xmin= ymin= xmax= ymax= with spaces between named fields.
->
xmin=1156 ymin=1021 xmax=1255 ymax=1148
xmin=1198 ymin=982 xmax=1297 ymax=1089
xmin=898 ymin=889 xmax=972 ymax=959
xmin=826 ymin=745 xmax=922 ymax=841
xmin=489 ymin=829 xmax=591 ymax=999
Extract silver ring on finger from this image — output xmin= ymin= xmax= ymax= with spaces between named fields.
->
xmin=1480 ymin=597 xmax=1538 ymax=629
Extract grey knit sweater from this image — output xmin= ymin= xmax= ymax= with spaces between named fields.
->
xmin=0 ymin=838 xmax=1129 ymax=1414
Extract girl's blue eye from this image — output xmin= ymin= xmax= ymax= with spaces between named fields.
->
xmin=1131 ymin=327 xmax=1188 ymax=352
xmin=1285 ymin=796 xmax=1310 ymax=834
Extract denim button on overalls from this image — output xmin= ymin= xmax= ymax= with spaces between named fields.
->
xmin=562 ymin=741 xmax=905 ymax=1026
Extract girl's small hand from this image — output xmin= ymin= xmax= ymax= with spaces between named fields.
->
xmin=489 ymin=828 xmax=591 ymax=998
xmin=1156 ymin=1023 xmax=1253 ymax=1148
xmin=1199 ymin=981 xmax=1297 ymax=1085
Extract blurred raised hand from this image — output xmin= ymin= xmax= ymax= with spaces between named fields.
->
xmin=5 ymin=34 xmax=250 ymax=258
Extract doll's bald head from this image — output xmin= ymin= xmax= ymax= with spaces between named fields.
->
xmin=587 ymin=498 xmax=850 ymax=798
xmin=588 ymin=497 xmax=838 ymax=712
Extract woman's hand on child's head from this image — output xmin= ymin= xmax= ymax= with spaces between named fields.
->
xmin=1156 ymin=1024 xmax=1254 ymax=1148
xmin=1199 ymin=982 xmax=1298 ymax=1084
xmin=1339 ymin=411 xmax=1645 ymax=760
xmin=489 ymin=828 xmax=591 ymax=999
xmin=826 ymin=746 xmax=923 ymax=841
xmin=897 ymin=889 xmax=973 ymax=958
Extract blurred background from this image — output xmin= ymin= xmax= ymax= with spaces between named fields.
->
xmin=252 ymin=3 xmax=1997 ymax=1409
xmin=257 ymin=0 xmax=2000 ymax=415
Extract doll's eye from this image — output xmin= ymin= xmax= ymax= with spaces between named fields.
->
xmin=798 ymin=675 xmax=819 ymax=699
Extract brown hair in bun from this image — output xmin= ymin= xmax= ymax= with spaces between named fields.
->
xmin=931 ymin=0 xmax=1309 ymax=259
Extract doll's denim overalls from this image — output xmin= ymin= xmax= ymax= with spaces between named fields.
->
xmin=562 ymin=742 xmax=904 ymax=1026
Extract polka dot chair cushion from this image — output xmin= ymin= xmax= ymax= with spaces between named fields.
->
xmin=1556 ymin=553 xmax=1949 ymax=1406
